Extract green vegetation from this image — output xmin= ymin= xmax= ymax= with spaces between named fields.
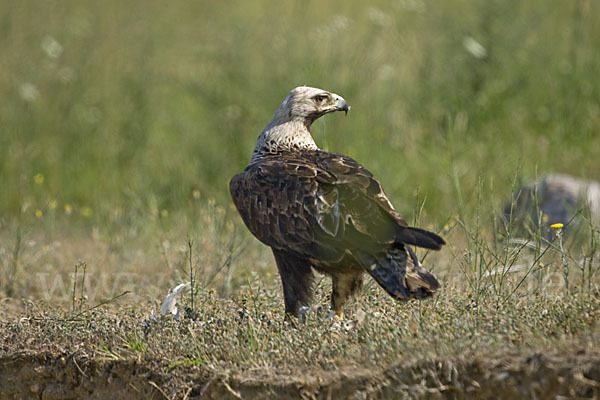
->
xmin=2 ymin=0 xmax=599 ymax=223
xmin=0 ymin=0 xmax=599 ymax=398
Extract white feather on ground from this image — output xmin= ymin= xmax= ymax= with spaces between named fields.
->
xmin=160 ymin=282 xmax=191 ymax=317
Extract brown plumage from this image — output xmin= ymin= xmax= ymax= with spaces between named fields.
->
xmin=230 ymin=87 xmax=445 ymax=318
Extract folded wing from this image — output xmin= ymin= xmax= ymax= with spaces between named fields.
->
xmin=230 ymin=150 xmax=444 ymax=264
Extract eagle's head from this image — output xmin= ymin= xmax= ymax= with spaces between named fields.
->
xmin=272 ymin=86 xmax=349 ymax=126
xmin=252 ymin=86 xmax=350 ymax=161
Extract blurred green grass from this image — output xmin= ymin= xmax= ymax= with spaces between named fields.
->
xmin=1 ymin=0 xmax=599 ymax=229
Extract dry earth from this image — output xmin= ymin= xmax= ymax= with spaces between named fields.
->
xmin=2 ymin=345 xmax=599 ymax=399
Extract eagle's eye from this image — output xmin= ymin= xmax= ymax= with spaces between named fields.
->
xmin=313 ymin=94 xmax=328 ymax=104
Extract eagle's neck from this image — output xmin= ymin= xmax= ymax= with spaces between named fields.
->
xmin=251 ymin=118 xmax=318 ymax=162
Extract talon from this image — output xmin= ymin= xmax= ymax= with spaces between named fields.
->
xmin=328 ymin=310 xmax=344 ymax=321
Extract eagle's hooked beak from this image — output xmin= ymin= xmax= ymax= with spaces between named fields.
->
xmin=335 ymin=96 xmax=350 ymax=116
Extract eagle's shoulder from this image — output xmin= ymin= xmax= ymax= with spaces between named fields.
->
xmin=234 ymin=152 xmax=333 ymax=182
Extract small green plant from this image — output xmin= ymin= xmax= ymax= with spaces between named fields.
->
xmin=1 ymin=226 xmax=22 ymax=297
xmin=166 ymin=356 xmax=204 ymax=373
xmin=63 ymin=260 xmax=130 ymax=321
xmin=71 ymin=260 xmax=87 ymax=315
xmin=125 ymin=330 xmax=147 ymax=353
xmin=185 ymin=237 xmax=197 ymax=314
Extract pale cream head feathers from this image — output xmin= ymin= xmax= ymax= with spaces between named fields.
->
xmin=251 ymin=86 xmax=349 ymax=162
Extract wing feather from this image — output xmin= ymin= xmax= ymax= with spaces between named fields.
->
xmin=229 ymin=150 xmax=443 ymax=265
xmin=311 ymin=152 xmax=444 ymax=249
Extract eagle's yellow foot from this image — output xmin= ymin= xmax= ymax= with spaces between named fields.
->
xmin=328 ymin=310 xmax=344 ymax=321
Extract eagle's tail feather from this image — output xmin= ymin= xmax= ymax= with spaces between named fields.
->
xmin=396 ymin=227 xmax=445 ymax=250
xmin=354 ymin=246 xmax=440 ymax=301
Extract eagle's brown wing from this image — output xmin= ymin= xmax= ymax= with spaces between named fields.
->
xmin=310 ymin=151 xmax=445 ymax=251
xmin=229 ymin=150 xmax=444 ymax=264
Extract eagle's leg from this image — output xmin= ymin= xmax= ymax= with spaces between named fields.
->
xmin=272 ymin=249 xmax=314 ymax=317
xmin=331 ymin=272 xmax=363 ymax=320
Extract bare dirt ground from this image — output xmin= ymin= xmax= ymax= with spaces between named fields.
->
xmin=2 ymin=345 xmax=599 ymax=399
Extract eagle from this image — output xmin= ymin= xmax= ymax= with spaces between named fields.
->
xmin=230 ymin=87 xmax=445 ymax=319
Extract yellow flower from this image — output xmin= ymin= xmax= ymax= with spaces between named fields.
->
xmin=64 ymin=203 xmax=73 ymax=215
xmin=48 ymin=199 xmax=58 ymax=210
xmin=550 ymin=223 xmax=564 ymax=229
xmin=160 ymin=209 xmax=168 ymax=218
xmin=192 ymin=190 xmax=201 ymax=200
xmin=80 ymin=206 xmax=92 ymax=217
xmin=34 ymin=173 xmax=44 ymax=185
xmin=35 ymin=209 xmax=43 ymax=217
